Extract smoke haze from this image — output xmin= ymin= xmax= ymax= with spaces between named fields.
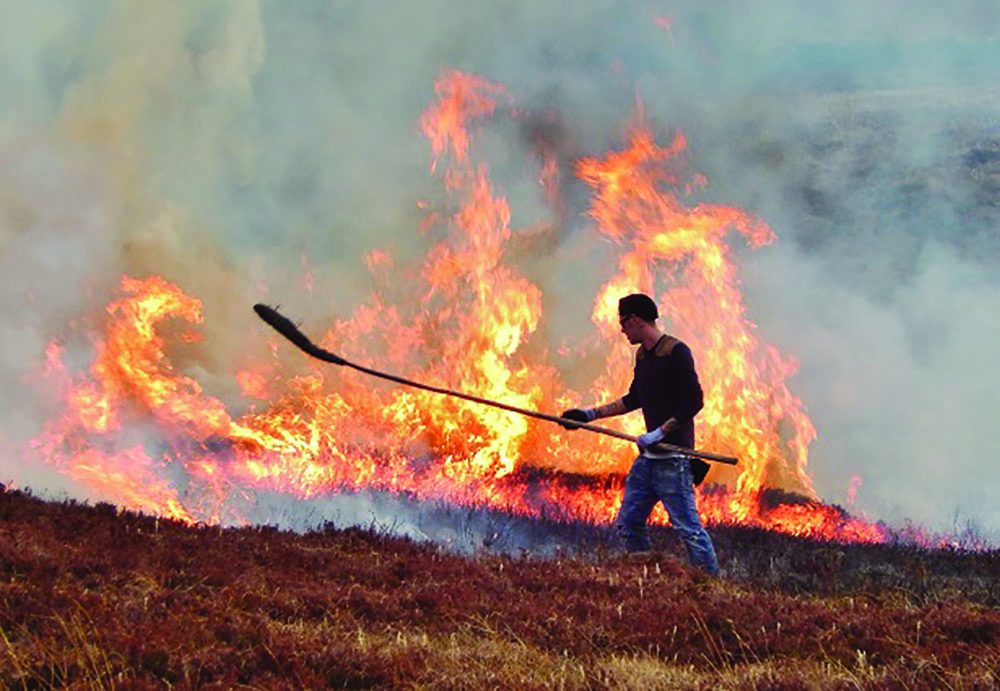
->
xmin=2 ymin=1 xmax=998 ymax=540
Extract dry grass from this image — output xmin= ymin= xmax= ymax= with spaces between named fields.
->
xmin=1 ymin=486 xmax=999 ymax=689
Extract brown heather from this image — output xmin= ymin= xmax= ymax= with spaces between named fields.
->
xmin=1 ymin=486 xmax=999 ymax=689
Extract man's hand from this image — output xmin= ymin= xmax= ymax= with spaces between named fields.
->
xmin=635 ymin=426 xmax=665 ymax=451
xmin=559 ymin=408 xmax=595 ymax=430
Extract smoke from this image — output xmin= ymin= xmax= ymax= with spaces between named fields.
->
xmin=743 ymin=242 xmax=1000 ymax=541
xmin=2 ymin=0 xmax=998 ymax=540
xmin=667 ymin=5 xmax=1000 ymax=540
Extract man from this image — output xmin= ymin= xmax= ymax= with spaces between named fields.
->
xmin=561 ymin=293 xmax=719 ymax=575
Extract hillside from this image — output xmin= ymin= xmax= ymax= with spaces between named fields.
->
xmin=1 ymin=486 xmax=999 ymax=689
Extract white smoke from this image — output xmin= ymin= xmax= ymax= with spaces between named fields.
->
xmin=1 ymin=0 xmax=998 ymax=541
xmin=744 ymin=241 xmax=1000 ymax=542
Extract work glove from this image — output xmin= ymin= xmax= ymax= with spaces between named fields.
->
xmin=559 ymin=408 xmax=596 ymax=430
xmin=635 ymin=426 xmax=665 ymax=452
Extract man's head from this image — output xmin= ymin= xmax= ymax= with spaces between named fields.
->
xmin=618 ymin=293 xmax=658 ymax=322
xmin=618 ymin=293 xmax=659 ymax=346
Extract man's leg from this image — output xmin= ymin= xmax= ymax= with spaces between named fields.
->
xmin=616 ymin=455 xmax=661 ymax=553
xmin=652 ymin=456 xmax=719 ymax=575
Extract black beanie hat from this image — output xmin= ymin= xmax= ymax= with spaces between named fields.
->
xmin=618 ymin=293 xmax=658 ymax=322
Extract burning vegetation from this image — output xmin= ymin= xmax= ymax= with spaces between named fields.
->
xmin=26 ymin=70 xmax=890 ymax=544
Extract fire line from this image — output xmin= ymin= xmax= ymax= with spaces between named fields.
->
xmin=27 ymin=70 xmax=887 ymax=545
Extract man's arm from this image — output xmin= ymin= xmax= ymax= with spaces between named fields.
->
xmin=671 ymin=343 xmax=704 ymax=422
xmin=592 ymin=398 xmax=630 ymax=419
xmin=559 ymin=396 xmax=637 ymax=428
xmin=560 ymin=359 xmax=642 ymax=428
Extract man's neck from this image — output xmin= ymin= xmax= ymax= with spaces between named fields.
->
xmin=638 ymin=327 xmax=665 ymax=351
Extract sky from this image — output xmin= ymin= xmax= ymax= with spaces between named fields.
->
xmin=2 ymin=0 xmax=999 ymax=541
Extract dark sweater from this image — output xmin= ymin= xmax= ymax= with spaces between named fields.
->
xmin=620 ymin=335 xmax=704 ymax=450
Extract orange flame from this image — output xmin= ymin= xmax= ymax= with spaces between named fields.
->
xmin=576 ymin=110 xmax=818 ymax=523
xmin=28 ymin=70 xmax=884 ymax=544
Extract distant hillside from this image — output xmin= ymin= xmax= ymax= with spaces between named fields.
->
xmin=700 ymin=84 xmax=1000 ymax=282
xmin=1 ymin=486 xmax=998 ymax=689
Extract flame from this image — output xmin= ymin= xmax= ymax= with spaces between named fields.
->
xmin=846 ymin=474 xmax=863 ymax=508
xmin=236 ymin=368 xmax=271 ymax=401
xmin=27 ymin=70 xmax=886 ymax=544
xmin=576 ymin=109 xmax=819 ymax=524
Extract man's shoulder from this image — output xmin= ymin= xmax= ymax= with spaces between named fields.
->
xmin=635 ymin=335 xmax=685 ymax=361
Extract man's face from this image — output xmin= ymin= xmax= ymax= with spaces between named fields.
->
xmin=619 ymin=314 xmax=640 ymax=344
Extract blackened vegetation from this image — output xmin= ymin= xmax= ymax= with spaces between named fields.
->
xmin=722 ymin=109 xmax=1000 ymax=286
xmin=964 ymin=138 xmax=1000 ymax=211
xmin=1 ymin=485 xmax=999 ymax=689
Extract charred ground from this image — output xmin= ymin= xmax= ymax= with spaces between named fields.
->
xmin=1 ymin=485 xmax=999 ymax=689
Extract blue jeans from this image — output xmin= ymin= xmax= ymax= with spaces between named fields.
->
xmin=617 ymin=454 xmax=719 ymax=575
